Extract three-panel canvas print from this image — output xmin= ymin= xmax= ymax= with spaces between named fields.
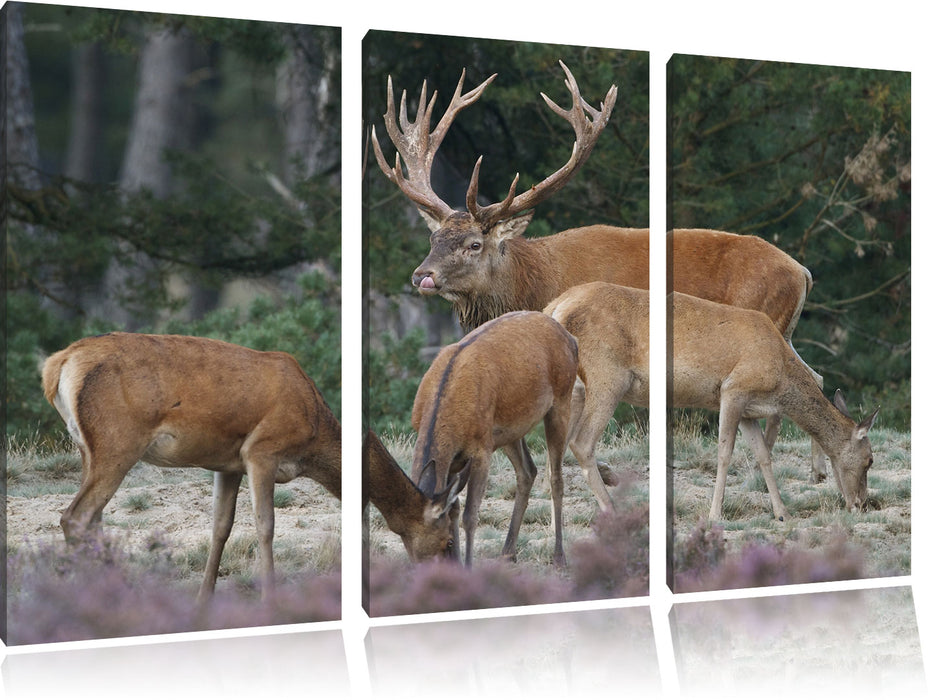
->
xmin=3 ymin=1 xmax=923 ymax=695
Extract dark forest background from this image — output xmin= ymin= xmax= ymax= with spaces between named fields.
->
xmin=4 ymin=3 xmax=342 ymax=437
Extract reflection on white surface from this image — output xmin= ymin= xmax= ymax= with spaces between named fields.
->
xmin=672 ymin=586 xmax=926 ymax=698
xmin=1 ymin=629 xmax=349 ymax=700
xmin=366 ymin=606 xmax=660 ymax=699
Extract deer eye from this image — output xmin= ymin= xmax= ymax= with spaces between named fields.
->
xmin=469 ymin=241 xmax=482 ymax=251
xmin=446 ymin=539 xmax=455 ymax=551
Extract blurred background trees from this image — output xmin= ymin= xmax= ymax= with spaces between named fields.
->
xmin=4 ymin=3 xmax=341 ymax=437
xmin=668 ymin=55 xmax=910 ymax=430
xmin=364 ymin=31 xmax=649 ymax=433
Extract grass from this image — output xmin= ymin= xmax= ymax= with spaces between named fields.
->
xmin=669 ymin=410 xmax=911 ymax=589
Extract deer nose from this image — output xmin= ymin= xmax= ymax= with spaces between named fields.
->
xmin=412 ymin=271 xmax=436 ymax=290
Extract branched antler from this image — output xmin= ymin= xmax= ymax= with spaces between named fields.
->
xmin=468 ymin=61 xmax=618 ymax=229
xmin=372 ymin=61 xmax=617 ymax=232
xmin=371 ymin=70 xmax=497 ymax=222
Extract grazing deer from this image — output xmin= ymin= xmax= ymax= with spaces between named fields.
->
xmin=371 ymin=61 xmax=825 ymax=495
xmin=364 ymin=429 xmax=469 ymax=562
xmin=545 ymin=283 xmax=878 ymax=520
xmin=41 ymin=332 xmax=341 ymax=601
xmin=405 ymin=310 xmax=579 ymax=567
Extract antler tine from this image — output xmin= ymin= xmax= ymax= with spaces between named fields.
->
xmin=372 ymin=74 xmax=452 ymax=222
xmin=470 ymin=61 xmax=617 ymax=228
xmin=466 ymin=155 xmax=519 ymax=221
xmin=431 ymin=70 xmax=498 ymax=152
xmin=372 ymin=70 xmax=497 ymax=224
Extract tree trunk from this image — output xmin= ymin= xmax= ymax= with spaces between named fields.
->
xmin=119 ymin=27 xmax=199 ymax=195
xmin=64 ymin=41 xmax=104 ymax=184
xmin=276 ymin=25 xmax=340 ymax=188
xmin=91 ymin=26 xmax=203 ymax=327
xmin=5 ymin=2 xmax=41 ymax=190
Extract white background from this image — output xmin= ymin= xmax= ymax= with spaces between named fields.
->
xmin=3 ymin=1 xmax=931 ymax=697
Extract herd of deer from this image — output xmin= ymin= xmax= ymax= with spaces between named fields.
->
xmin=40 ymin=62 xmax=878 ymax=600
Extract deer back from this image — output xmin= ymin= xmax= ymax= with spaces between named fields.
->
xmin=410 ymin=311 xmax=578 ymax=494
xmin=670 ymin=228 xmax=812 ymax=341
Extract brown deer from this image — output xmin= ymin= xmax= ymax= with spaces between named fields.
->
xmin=371 ymin=62 xmax=826 ymax=494
xmin=403 ymin=310 xmax=579 ymax=567
xmin=41 ymin=332 xmax=341 ymax=601
xmin=364 ymin=429 xmax=469 ymax=562
xmin=545 ymin=283 xmax=878 ymax=520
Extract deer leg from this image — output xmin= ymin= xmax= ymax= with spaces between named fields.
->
xmin=544 ymin=405 xmax=571 ymax=568
xmin=568 ymin=378 xmax=626 ymax=512
xmin=710 ymin=402 xmax=743 ymax=521
xmin=60 ymin=448 xmax=138 ymax=544
xmin=809 ymin=440 xmax=828 ymax=484
xmin=809 ymin=372 xmax=828 ymax=484
xmin=787 ymin=341 xmax=828 ymax=483
xmin=738 ymin=418 xmax=790 ymax=521
xmin=244 ymin=457 xmax=278 ymax=599
xmin=499 ymin=439 xmax=536 ymax=561
xmin=461 ymin=454 xmax=491 ymax=568
xmin=569 ymin=378 xmax=618 ymax=487
xmin=197 ymin=471 xmax=243 ymax=603
xmin=763 ymin=415 xmax=781 ymax=451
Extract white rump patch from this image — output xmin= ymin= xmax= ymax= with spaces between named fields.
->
xmin=54 ymin=359 xmax=86 ymax=449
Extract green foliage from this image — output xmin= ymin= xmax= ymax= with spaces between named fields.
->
xmin=5 ymin=293 xmax=83 ymax=438
xmin=7 ymin=152 xmax=340 ymax=326
xmin=668 ymin=57 xmax=910 ymax=414
xmin=366 ymin=329 xmax=431 ymax=434
xmin=7 ymin=6 xmax=342 ymax=440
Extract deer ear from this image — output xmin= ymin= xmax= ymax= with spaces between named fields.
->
xmin=417 ymin=459 xmax=437 ymax=496
xmin=489 ymin=211 xmax=534 ymax=243
xmin=855 ymin=407 xmax=880 ymax=440
xmin=832 ymin=389 xmax=852 ymax=419
xmin=426 ymin=463 xmax=470 ymax=521
xmin=446 ymin=463 xmax=471 ymax=507
xmin=418 ymin=208 xmax=443 ymax=232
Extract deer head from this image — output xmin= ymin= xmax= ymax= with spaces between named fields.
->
xmin=365 ymin=431 xmax=470 ymax=563
xmin=830 ymin=389 xmax=879 ymax=511
xmin=371 ymin=61 xmax=617 ymax=305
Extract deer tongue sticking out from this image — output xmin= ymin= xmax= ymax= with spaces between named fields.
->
xmin=418 ymin=275 xmax=436 ymax=290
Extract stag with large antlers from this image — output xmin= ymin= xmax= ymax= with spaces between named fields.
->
xmin=42 ymin=332 xmax=341 ymax=601
xmin=372 ymin=62 xmax=826 ymax=499
xmin=372 ymin=60 xmax=622 ymax=330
